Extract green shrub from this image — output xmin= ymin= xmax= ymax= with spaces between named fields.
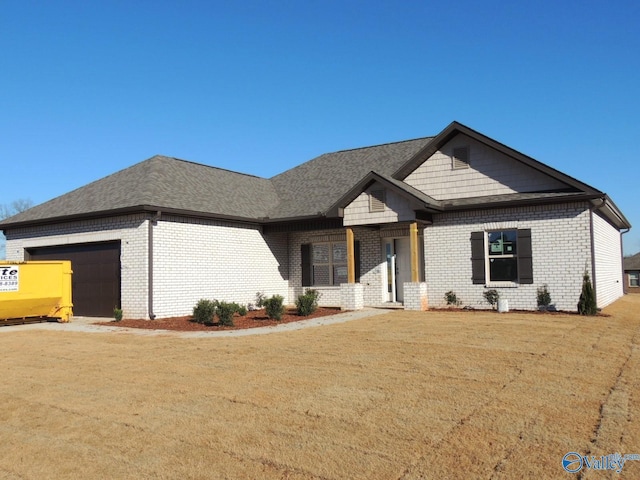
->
xmin=263 ymin=294 xmax=285 ymax=320
xmin=578 ymin=270 xmax=597 ymax=316
xmin=216 ymin=301 xmax=236 ymax=327
xmin=483 ymin=289 xmax=500 ymax=310
xmin=193 ymin=299 xmax=217 ymax=324
xmin=113 ymin=307 xmax=123 ymax=322
xmin=236 ymin=304 xmax=248 ymax=316
xmin=444 ymin=290 xmax=461 ymax=307
xmin=296 ymin=289 xmax=320 ymax=316
xmin=255 ymin=292 xmax=267 ymax=308
xmin=536 ymin=284 xmax=552 ymax=310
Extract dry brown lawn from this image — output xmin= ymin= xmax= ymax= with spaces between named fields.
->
xmin=1 ymin=296 xmax=639 ymax=479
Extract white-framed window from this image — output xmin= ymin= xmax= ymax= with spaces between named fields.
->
xmin=630 ymin=272 xmax=639 ymax=287
xmin=471 ymin=229 xmax=533 ymax=285
xmin=487 ymin=230 xmax=518 ymax=282
xmin=312 ymin=242 xmax=348 ymax=286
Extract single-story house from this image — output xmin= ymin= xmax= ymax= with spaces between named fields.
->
xmin=0 ymin=122 xmax=631 ymax=317
xmin=624 ymin=253 xmax=640 ymax=293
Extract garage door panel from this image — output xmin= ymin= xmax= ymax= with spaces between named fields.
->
xmin=28 ymin=242 xmax=121 ymax=317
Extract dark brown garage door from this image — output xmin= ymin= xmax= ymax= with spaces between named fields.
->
xmin=28 ymin=241 xmax=121 ymax=317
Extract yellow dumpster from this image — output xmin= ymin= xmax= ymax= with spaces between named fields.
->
xmin=0 ymin=261 xmax=73 ymax=323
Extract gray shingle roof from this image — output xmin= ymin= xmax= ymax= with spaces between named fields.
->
xmin=268 ymin=137 xmax=433 ymax=219
xmin=624 ymin=253 xmax=640 ymax=271
xmin=2 ymin=156 xmax=280 ymax=225
xmin=0 ymin=122 xmax=630 ymax=231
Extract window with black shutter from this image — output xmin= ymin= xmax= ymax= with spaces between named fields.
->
xmin=470 ymin=229 xmax=533 ymax=285
xmin=301 ymin=241 xmax=359 ymax=286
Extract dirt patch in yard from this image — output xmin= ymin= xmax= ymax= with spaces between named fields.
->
xmin=97 ymin=307 xmax=343 ymax=331
xmin=1 ymin=296 xmax=639 ymax=479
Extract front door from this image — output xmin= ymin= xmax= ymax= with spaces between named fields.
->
xmin=383 ymin=238 xmax=412 ymax=303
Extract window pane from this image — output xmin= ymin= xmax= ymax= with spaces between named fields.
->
xmin=489 ymin=231 xmax=517 ymax=255
xmin=488 ymin=232 xmax=504 ymax=255
xmin=313 ymin=265 xmax=330 ymax=285
xmin=333 ymin=265 xmax=348 ymax=285
xmin=502 ymin=230 xmax=517 ymax=254
xmin=489 ymin=258 xmax=518 ymax=281
xmin=631 ymin=273 xmax=639 ymax=287
xmin=313 ymin=244 xmax=329 ymax=263
xmin=332 ymin=242 xmax=347 ymax=262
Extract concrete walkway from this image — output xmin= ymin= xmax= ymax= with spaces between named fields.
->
xmin=0 ymin=309 xmax=392 ymax=338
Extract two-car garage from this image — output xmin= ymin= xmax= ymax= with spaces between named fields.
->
xmin=27 ymin=241 xmax=121 ymax=317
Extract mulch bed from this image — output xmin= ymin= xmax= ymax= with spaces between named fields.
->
xmin=97 ymin=307 xmax=343 ymax=332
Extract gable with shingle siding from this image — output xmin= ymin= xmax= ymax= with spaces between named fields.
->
xmin=404 ymin=133 xmax=571 ymax=201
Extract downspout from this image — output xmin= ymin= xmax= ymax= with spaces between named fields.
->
xmin=148 ymin=211 xmax=161 ymax=319
xmin=620 ymin=226 xmax=631 ymax=293
xmin=589 ymin=197 xmax=607 ymax=306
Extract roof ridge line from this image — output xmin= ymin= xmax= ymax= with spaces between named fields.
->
xmin=330 ymin=136 xmax=435 ymax=155
xmin=152 ymin=155 xmax=268 ymax=180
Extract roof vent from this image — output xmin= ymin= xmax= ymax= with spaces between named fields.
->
xmin=370 ymin=189 xmax=386 ymax=212
xmin=452 ymin=146 xmax=470 ymax=169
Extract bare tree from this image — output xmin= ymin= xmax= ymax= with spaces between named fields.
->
xmin=1 ymin=198 xmax=34 ymax=259
xmin=1 ymin=199 xmax=34 ymax=219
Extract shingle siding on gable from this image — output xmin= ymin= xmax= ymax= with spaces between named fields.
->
xmin=592 ymin=211 xmax=624 ymax=308
xmin=423 ymin=202 xmax=592 ymax=311
xmin=343 ymin=185 xmax=415 ymax=226
xmin=404 ymin=134 xmax=568 ymax=200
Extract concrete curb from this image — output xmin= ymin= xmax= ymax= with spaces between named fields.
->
xmin=0 ymin=309 xmax=393 ymax=338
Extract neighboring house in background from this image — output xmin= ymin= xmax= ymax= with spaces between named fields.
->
xmin=624 ymin=253 xmax=640 ymax=293
xmin=0 ymin=122 xmax=631 ymax=318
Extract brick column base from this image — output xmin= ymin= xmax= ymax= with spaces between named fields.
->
xmin=340 ymin=283 xmax=364 ymax=311
xmin=404 ymin=282 xmax=428 ymax=311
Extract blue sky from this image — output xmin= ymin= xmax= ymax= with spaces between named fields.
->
xmin=1 ymin=0 xmax=639 ymax=254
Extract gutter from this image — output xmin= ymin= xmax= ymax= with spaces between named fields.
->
xmin=148 ymin=211 xmax=161 ymax=319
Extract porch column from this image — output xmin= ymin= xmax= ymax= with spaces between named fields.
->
xmin=346 ymin=227 xmax=356 ymax=283
xmin=410 ymin=221 xmax=420 ymax=282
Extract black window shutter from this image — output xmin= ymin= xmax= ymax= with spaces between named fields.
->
xmin=301 ymin=244 xmax=312 ymax=287
xmin=470 ymin=231 xmax=485 ymax=284
xmin=354 ymin=240 xmax=361 ymax=282
xmin=517 ymin=229 xmax=533 ymax=284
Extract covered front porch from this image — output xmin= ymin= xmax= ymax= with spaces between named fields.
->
xmin=328 ymin=171 xmax=440 ymax=311
xmin=339 ymin=221 xmax=429 ymax=311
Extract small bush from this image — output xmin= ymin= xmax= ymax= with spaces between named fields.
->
xmin=193 ymin=299 xmax=217 ymax=324
xmin=578 ymin=270 xmax=597 ymax=316
xmin=113 ymin=307 xmax=123 ymax=322
xmin=216 ymin=301 xmax=236 ymax=327
xmin=536 ymin=284 xmax=552 ymax=310
xmin=255 ymin=292 xmax=267 ymax=308
xmin=236 ymin=304 xmax=248 ymax=316
xmin=444 ymin=290 xmax=461 ymax=307
xmin=296 ymin=289 xmax=321 ymax=316
xmin=263 ymin=294 xmax=285 ymax=321
xmin=483 ymin=289 xmax=500 ymax=310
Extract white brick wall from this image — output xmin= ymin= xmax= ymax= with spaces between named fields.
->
xmin=340 ymin=283 xmax=364 ymax=310
xmin=403 ymin=282 xmax=428 ymax=310
xmin=592 ymin=211 xmax=624 ymax=308
xmin=405 ymin=134 xmax=567 ymax=200
xmin=5 ymin=214 xmax=149 ymax=318
xmin=152 ymin=216 xmax=289 ymax=318
xmin=5 ymin=214 xmax=290 ymax=319
xmin=424 ymin=202 xmax=593 ymax=312
xmin=288 ymin=227 xmax=388 ymax=307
